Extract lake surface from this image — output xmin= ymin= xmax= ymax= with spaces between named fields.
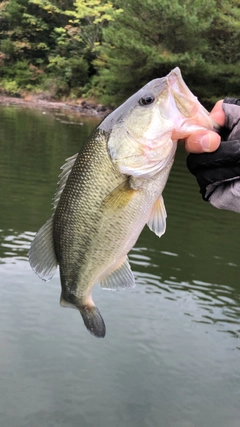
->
xmin=0 ymin=105 xmax=239 ymax=427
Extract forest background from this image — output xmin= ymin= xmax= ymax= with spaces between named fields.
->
xmin=0 ymin=0 xmax=240 ymax=108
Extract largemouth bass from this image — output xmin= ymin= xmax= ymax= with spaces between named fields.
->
xmin=29 ymin=67 xmax=217 ymax=338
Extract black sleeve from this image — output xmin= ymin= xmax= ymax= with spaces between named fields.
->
xmin=187 ymin=98 xmax=240 ymax=213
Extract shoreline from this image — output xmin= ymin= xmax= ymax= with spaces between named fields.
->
xmin=0 ymin=94 xmax=112 ymax=118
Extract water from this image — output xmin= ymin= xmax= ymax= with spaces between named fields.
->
xmin=0 ymin=105 xmax=239 ymax=427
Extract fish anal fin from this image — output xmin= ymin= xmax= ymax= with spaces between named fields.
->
xmin=147 ymin=195 xmax=167 ymax=237
xmin=29 ymin=215 xmax=58 ymax=281
xmin=100 ymin=256 xmax=135 ymax=290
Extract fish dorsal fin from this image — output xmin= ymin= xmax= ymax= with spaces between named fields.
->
xmin=28 ymin=215 xmax=58 ymax=281
xmin=53 ymin=153 xmax=78 ymax=209
xmin=147 ymin=195 xmax=167 ymax=237
xmin=100 ymin=257 xmax=135 ymax=290
xmin=29 ymin=154 xmax=78 ymax=281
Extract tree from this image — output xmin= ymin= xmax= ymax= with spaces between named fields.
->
xmin=0 ymin=0 xmax=121 ymax=97
xmin=93 ymin=0 xmax=240 ymax=107
xmin=1 ymin=0 xmax=240 ymax=104
xmin=0 ymin=0 xmax=68 ymax=93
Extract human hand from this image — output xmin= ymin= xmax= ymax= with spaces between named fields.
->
xmin=187 ymin=98 xmax=240 ymax=213
xmin=184 ymin=100 xmax=225 ymax=153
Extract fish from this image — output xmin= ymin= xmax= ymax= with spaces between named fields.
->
xmin=29 ymin=67 xmax=218 ymax=338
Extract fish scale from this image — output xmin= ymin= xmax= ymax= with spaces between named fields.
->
xmin=53 ymin=130 xmax=125 ymax=293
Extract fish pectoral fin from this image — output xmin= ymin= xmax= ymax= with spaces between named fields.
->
xmin=147 ymin=195 xmax=167 ymax=237
xmin=100 ymin=256 xmax=135 ymax=290
xmin=102 ymin=180 xmax=136 ymax=212
xmin=28 ymin=215 xmax=58 ymax=281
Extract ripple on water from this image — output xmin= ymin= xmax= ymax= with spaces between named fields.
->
xmin=131 ymin=247 xmax=240 ymax=341
xmin=1 ymin=230 xmax=239 ymax=342
xmin=0 ymin=229 xmax=34 ymax=263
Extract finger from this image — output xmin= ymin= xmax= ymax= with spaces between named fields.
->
xmin=209 ymin=100 xmax=225 ymax=126
xmin=184 ymin=130 xmax=221 ymax=153
xmin=184 ymin=100 xmax=225 ymax=153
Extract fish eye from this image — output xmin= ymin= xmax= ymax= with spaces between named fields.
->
xmin=139 ymin=94 xmax=155 ymax=106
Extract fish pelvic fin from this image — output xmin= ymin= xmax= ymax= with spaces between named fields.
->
xmin=147 ymin=195 xmax=167 ymax=237
xmin=79 ymin=306 xmax=106 ymax=338
xmin=29 ymin=215 xmax=58 ymax=281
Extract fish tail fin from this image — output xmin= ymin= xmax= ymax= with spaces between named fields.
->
xmin=79 ymin=306 xmax=106 ymax=338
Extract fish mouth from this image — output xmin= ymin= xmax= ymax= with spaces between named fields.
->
xmin=167 ymin=67 xmax=221 ymax=134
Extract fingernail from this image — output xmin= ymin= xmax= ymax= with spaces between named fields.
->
xmin=200 ymin=134 xmax=211 ymax=151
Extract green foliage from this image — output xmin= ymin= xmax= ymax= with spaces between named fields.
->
xmin=0 ymin=0 xmax=121 ymax=96
xmin=93 ymin=0 xmax=240 ymax=106
xmin=0 ymin=80 xmax=20 ymax=96
xmin=0 ymin=0 xmax=240 ymax=105
xmin=47 ymin=55 xmax=89 ymax=96
xmin=73 ymin=0 xmax=118 ymax=24
xmin=0 ymin=57 xmax=46 ymax=94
